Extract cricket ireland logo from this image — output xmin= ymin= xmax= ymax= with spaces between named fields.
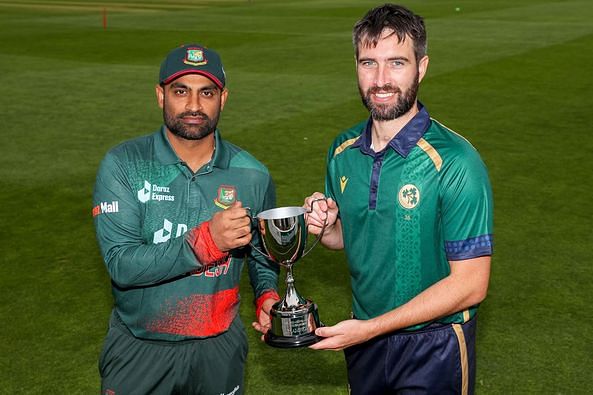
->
xmin=398 ymin=184 xmax=420 ymax=209
xmin=214 ymin=185 xmax=237 ymax=209
xmin=184 ymin=48 xmax=207 ymax=66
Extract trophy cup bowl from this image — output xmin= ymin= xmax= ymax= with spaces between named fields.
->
xmin=252 ymin=202 xmax=326 ymax=348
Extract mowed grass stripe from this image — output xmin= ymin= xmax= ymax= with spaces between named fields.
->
xmin=0 ymin=0 xmax=239 ymax=11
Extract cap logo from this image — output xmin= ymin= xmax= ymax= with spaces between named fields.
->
xmin=184 ymin=49 xmax=207 ymax=66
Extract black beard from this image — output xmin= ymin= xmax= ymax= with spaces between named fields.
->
xmin=360 ymin=75 xmax=419 ymax=121
xmin=163 ymin=103 xmax=219 ymax=141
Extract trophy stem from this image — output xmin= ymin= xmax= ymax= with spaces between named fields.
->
xmin=286 ymin=265 xmax=294 ymax=286
xmin=280 ymin=264 xmax=306 ymax=309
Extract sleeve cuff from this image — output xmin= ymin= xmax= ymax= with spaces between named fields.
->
xmin=255 ymin=289 xmax=281 ymax=321
xmin=187 ymin=221 xmax=229 ymax=264
xmin=445 ymin=234 xmax=494 ymax=261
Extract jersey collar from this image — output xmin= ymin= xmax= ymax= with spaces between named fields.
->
xmin=352 ymin=102 xmax=431 ymax=158
xmin=211 ymin=130 xmax=231 ymax=169
xmin=155 ymin=126 xmax=231 ymax=169
xmin=155 ymin=126 xmax=180 ymax=165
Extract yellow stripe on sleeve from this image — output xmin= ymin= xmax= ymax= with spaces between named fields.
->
xmin=333 ymin=137 xmax=360 ymax=157
xmin=417 ymin=138 xmax=443 ymax=172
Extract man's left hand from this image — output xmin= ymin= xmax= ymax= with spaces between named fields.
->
xmin=252 ymin=297 xmax=279 ymax=341
xmin=309 ymin=319 xmax=374 ymax=351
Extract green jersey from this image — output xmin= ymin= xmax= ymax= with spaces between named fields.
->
xmin=325 ymin=105 xmax=493 ymax=328
xmin=93 ymin=127 xmax=279 ymax=341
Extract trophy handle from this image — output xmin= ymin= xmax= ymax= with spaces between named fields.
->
xmin=244 ymin=207 xmax=273 ymax=260
xmin=301 ymin=197 xmax=328 ymax=259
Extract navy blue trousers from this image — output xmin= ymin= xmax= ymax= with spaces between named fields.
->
xmin=344 ymin=317 xmax=477 ymax=395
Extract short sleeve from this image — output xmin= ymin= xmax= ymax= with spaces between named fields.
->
xmin=441 ymin=148 xmax=494 ymax=261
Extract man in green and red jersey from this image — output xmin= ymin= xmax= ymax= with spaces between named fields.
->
xmin=304 ymin=4 xmax=493 ymax=394
xmin=93 ymin=43 xmax=280 ymax=394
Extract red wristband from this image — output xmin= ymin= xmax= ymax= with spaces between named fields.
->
xmin=188 ymin=221 xmax=229 ymax=264
xmin=255 ymin=290 xmax=281 ymax=321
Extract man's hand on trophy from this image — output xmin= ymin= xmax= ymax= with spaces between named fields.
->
xmin=252 ymin=296 xmax=280 ymax=341
xmin=304 ymin=192 xmax=338 ymax=234
xmin=309 ymin=319 xmax=374 ymax=351
xmin=209 ymin=201 xmax=252 ymax=252
xmin=304 ymin=192 xmax=343 ymax=250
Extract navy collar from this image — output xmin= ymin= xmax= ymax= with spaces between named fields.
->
xmin=352 ymin=102 xmax=431 ymax=158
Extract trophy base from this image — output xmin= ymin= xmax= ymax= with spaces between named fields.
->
xmin=264 ymin=330 xmax=321 ymax=348
xmin=264 ymin=300 xmax=322 ymax=348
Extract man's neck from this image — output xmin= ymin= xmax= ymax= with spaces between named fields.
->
xmin=371 ymin=102 xmax=419 ymax=152
xmin=166 ymin=129 xmax=215 ymax=173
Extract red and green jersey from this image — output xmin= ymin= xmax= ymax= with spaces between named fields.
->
xmin=93 ymin=127 xmax=279 ymax=341
xmin=325 ymin=105 xmax=493 ymax=328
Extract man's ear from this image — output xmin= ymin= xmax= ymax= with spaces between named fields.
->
xmin=156 ymin=84 xmax=165 ymax=109
xmin=220 ymin=88 xmax=229 ymax=111
xmin=418 ymin=55 xmax=429 ymax=83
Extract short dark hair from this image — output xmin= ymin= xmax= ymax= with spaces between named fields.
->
xmin=353 ymin=4 xmax=427 ymax=62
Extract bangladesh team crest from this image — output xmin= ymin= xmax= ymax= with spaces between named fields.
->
xmin=398 ymin=184 xmax=420 ymax=209
xmin=215 ymin=185 xmax=237 ymax=209
xmin=184 ymin=48 xmax=207 ymax=66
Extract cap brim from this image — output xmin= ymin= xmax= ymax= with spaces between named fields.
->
xmin=161 ymin=69 xmax=224 ymax=89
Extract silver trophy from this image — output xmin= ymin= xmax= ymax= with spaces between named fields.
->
xmin=251 ymin=200 xmax=326 ymax=348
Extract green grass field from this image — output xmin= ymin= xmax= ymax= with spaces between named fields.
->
xmin=1 ymin=0 xmax=592 ymax=393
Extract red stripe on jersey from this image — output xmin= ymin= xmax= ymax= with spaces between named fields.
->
xmin=145 ymin=286 xmax=239 ymax=337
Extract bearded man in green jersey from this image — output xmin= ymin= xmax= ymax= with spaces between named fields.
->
xmin=93 ymin=44 xmax=280 ymax=394
xmin=304 ymin=4 xmax=493 ymax=394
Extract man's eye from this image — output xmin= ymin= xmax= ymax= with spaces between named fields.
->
xmin=361 ymin=61 xmax=375 ymax=67
xmin=174 ymin=89 xmax=187 ymax=95
xmin=201 ymin=90 xmax=214 ymax=97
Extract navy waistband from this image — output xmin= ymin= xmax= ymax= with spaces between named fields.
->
xmin=352 ymin=314 xmax=476 ymax=336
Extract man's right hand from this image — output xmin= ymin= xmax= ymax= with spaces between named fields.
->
xmin=304 ymin=192 xmax=338 ymax=235
xmin=209 ymin=201 xmax=252 ymax=252
xmin=304 ymin=192 xmax=343 ymax=252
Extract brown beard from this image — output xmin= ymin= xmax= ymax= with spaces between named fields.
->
xmin=359 ymin=73 xmax=419 ymax=121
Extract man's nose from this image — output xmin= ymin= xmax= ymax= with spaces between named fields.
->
xmin=185 ymin=93 xmax=202 ymax=112
xmin=374 ymin=64 xmax=389 ymax=87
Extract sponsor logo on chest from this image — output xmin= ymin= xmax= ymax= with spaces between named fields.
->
xmin=138 ymin=180 xmax=175 ymax=203
xmin=152 ymin=218 xmax=188 ymax=244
